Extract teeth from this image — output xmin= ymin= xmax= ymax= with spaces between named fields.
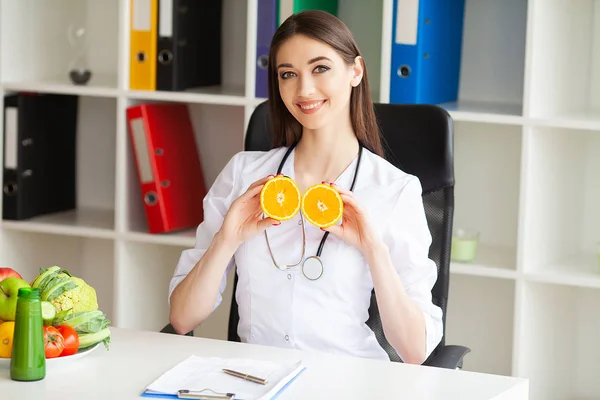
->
xmin=299 ymin=101 xmax=323 ymax=110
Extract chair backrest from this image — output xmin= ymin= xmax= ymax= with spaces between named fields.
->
xmin=229 ymin=101 xmax=454 ymax=363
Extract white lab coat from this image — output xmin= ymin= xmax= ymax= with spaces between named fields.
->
xmin=170 ymin=146 xmax=443 ymax=361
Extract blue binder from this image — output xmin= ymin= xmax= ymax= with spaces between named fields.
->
xmin=255 ymin=0 xmax=278 ymax=99
xmin=390 ymin=0 xmax=466 ymax=104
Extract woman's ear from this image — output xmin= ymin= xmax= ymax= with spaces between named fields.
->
xmin=350 ymin=56 xmax=364 ymax=87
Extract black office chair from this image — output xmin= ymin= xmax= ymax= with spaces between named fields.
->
xmin=162 ymin=100 xmax=471 ymax=369
xmin=227 ymin=100 xmax=470 ymax=369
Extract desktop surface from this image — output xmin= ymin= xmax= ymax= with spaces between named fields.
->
xmin=0 ymin=327 xmax=528 ymax=399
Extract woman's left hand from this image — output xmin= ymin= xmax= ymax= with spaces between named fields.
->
xmin=321 ymin=183 xmax=383 ymax=256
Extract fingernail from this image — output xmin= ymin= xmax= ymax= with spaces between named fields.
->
xmin=268 ymin=174 xmax=274 ymax=178
xmin=273 ymin=222 xmax=281 ymax=226
xmin=330 ymin=182 xmax=335 ymax=186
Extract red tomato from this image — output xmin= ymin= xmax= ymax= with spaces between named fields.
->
xmin=43 ymin=326 xmax=64 ymax=358
xmin=56 ymin=325 xmax=79 ymax=357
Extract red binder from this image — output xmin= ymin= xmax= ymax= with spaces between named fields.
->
xmin=126 ymin=103 xmax=207 ymax=234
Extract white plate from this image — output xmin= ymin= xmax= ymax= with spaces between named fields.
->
xmin=0 ymin=343 xmax=100 ymax=368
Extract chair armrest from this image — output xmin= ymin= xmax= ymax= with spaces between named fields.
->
xmin=425 ymin=345 xmax=471 ymax=369
xmin=160 ymin=323 xmax=194 ymax=337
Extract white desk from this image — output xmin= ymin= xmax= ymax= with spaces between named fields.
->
xmin=0 ymin=327 xmax=528 ymax=399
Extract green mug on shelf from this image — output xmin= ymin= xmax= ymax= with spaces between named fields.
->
xmin=451 ymin=229 xmax=480 ymax=263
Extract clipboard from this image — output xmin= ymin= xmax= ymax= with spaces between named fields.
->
xmin=140 ymin=355 xmax=306 ymax=400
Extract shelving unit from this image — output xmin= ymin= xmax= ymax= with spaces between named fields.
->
xmin=0 ymin=0 xmax=598 ymax=398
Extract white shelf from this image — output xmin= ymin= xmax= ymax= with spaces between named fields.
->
xmin=0 ymin=1 xmax=599 ymax=398
xmin=525 ymin=254 xmax=600 ymax=290
xmin=451 ymin=243 xmax=518 ymax=280
xmin=125 ymin=85 xmax=248 ymax=106
xmin=124 ymin=230 xmax=196 ymax=248
xmin=440 ymin=101 xmax=525 ymax=125
xmin=1 ymin=74 xmax=120 ymax=98
xmin=1 ymin=208 xmax=115 ymax=239
xmin=530 ymin=110 xmax=600 ymax=131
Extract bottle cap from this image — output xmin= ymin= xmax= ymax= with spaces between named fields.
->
xmin=17 ymin=287 xmax=40 ymax=299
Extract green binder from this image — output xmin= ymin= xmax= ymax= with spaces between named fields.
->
xmin=277 ymin=0 xmax=339 ymax=25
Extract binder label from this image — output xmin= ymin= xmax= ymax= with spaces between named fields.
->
xmin=395 ymin=0 xmax=420 ymax=45
xmin=133 ymin=0 xmax=152 ymax=31
xmin=130 ymin=118 xmax=154 ymax=183
xmin=159 ymin=0 xmax=173 ymax=37
xmin=4 ymin=107 xmax=18 ymax=169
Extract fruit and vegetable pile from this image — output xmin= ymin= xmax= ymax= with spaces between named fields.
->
xmin=0 ymin=266 xmax=110 ymax=359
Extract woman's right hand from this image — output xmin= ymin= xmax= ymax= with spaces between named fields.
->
xmin=218 ymin=174 xmax=280 ymax=247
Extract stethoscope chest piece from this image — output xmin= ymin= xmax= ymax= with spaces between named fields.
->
xmin=302 ymin=256 xmax=324 ymax=281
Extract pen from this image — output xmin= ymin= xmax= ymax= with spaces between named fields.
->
xmin=222 ymin=368 xmax=269 ymax=385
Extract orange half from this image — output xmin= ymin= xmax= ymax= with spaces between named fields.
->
xmin=301 ymin=183 xmax=344 ymax=228
xmin=260 ymin=176 xmax=301 ymax=221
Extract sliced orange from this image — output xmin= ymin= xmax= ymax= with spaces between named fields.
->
xmin=301 ymin=183 xmax=344 ymax=228
xmin=260 ymin=175 xmax=301 ymax=221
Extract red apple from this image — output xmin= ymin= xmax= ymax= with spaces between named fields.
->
xmin=0 ymin=268 xmax=22 ymax=282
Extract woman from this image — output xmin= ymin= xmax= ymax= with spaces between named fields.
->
xmin=168 ymin=10 xmax=442 ymax=365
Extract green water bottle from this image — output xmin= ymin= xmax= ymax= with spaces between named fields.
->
xmin=10 ymin=287 xmax=46 ymax=381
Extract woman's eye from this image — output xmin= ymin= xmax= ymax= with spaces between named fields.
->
xmin=280 ymin=71 xmax=296 ymax=79
xmin=314 ymin=65 xmax=330 ymax=73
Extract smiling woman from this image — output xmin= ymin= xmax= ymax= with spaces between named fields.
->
xmin=168 ymin=10 xmax=443 ymax=366
xmin=267 ymin=11 xmax=382 ymax=160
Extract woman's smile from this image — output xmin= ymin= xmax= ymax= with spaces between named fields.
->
xmin=296 ymin=99 xmax=327 ymax=114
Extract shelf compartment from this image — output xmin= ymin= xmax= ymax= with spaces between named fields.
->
xmin=521 ymin=127 xmax=600 ymax=276
xmin=114 ymin=240 xmax=235 ymax=339
xmin=0 ymin=0 xmax=119 ymax=91
xmin=445 ymin=274 xmax=515 ymax=376
xmin=330 ymin=0 xmax=385 ymax=102
xmin=250 ymin=1 xmax=384 ymax=102
xmin=517 ymin=281 xmax=600 ymax=399
xmin=123 ymin=101 xmax=244 ymax=235
xmin=452 ymin=121 xmax=523 ymax=271
xmin=441 ymin=0 xmax=528 ymax=118
xmin=1 ymin=95 xmax=117 ymax=235
xmin=127 ymin=0 xmax=247 ymax=98
xmin=526 ymin=0 xmax=600 ymax=125
xmin=0 ymin=231 xmax=115 ymax=320
xmin=113 ymin=241 xmax=182 ymax=331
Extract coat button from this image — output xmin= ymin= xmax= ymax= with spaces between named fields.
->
xmin=287 ymin=274 xmax=292 ymax=280
xmin=285 ymin=335 xmax=289 ymax=341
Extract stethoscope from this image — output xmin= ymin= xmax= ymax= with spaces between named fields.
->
xmin=264 ymin=141 xmax=363 ymax=280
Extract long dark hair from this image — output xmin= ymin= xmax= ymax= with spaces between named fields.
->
xmin=267 ymin=10 xmax=383 ymax=158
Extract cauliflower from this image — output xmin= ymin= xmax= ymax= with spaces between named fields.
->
xmin=31 ymin=266 xmax=99 ymax=315
xmin=50 ymin=276 xmax=99 ymax=314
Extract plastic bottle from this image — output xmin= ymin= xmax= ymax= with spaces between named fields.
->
xmin=10 ymin=287 xmax=46 ymax=381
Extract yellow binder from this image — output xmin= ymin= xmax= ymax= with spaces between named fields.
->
xmin=130 ymin=0 xmax=158 ymax=90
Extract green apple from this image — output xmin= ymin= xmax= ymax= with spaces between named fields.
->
xmin=0 ymin=277 xmax=31 ymax=321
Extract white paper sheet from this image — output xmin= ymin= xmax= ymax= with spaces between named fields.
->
xmin=144 ymin=356 xmax=304 ymax=400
